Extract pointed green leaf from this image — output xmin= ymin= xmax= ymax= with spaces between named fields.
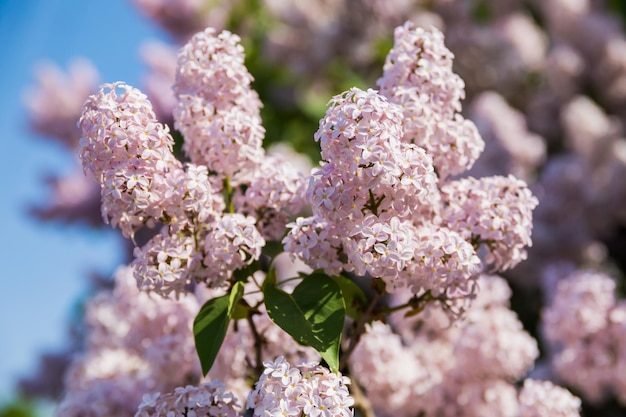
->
xmin=263 ymin=283 xmax=311 ymax=345
xmin=263 ymin=273 xmax=345 ymax=372
xmin=193 ymin=281 xmax=245 ymax=376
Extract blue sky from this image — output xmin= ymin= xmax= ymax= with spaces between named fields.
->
xmin=0 ymin=0 xmax=168 ymax=400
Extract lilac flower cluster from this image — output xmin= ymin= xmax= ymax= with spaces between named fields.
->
xmin=79 ymin=30 xmax=307 ymax=297
xmin=285 ymin=24 xmax=536 ymax=309
xmin=173 ymin=28 xmax=265 ymax=184
xmin=78 ymin=82 xmax=184 ymax=239
xmin=377 ymin=22 xmax=484 ymax=180
xmin=247 ymin=357 xmax=354 ymax=417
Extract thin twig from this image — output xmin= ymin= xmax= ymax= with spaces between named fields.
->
xmin=246 ymin=314 xmax=265 ymax=376
xmin=339 ymin=289 xmax=383 ymax=370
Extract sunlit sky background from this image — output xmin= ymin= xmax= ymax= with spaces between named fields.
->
xmin=0 ymin=0 xmax=169 ymax=400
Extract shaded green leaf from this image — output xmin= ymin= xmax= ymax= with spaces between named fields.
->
xmin=194 ymin=281 xmax=244 ymax=375
xmin=263 ymin=273 xmax=345 ymax=372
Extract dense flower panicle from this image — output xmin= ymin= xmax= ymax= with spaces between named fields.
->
xmin=426 ymin=114 xmax=484 ymax=180
xmin=234 ymin=154 xmax=308 ymax=240
xmin=135 ymin=381 xmax=241 ymax=417
xmin=132 ymin=231 xmax=197 ymax=297
xmin=311 ymin=87 xmax=438 ymax=225
xmin=441 ymin=175 xmax=538 ymax=271
xmin=79 ymin=82 xmax=179 ymax=181
xmin=78 ymin=82 xmax=181 ymax=238
xmin=409 ymin=224 xmax=481 ymax=298
xmin=247 ymin=357 xmax=354 ymax=417
xmin=282 ymin=216 xmax=347 ymax=276
xmin=174 ymin=28 xmax=260 ymax=113
xmin=174 ymin=28 xmax=265 ymax=179
xmin=160 ymin=164 xmax=225 ymax=229
xmin=377 ymin=22 xmax=464 ymax=118
xmin=203 ymin=213 xmax=266 ymax=284
xmin=518 ymin=379 xmax=581 ymax=417
xmin=376 ymin=22 xmax=484 ymax=180
xmin=314 ymin=87 xmax=404 ymax=164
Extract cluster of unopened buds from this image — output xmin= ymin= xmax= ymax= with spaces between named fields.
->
xmin=72 ymin=20 xmax=575 ymax=417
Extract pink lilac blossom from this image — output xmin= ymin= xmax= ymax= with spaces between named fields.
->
xmin=203 ymin=213 xmax=266 ymax=286
xmin=282 ymin=216 xmax=347 ymax=276
xmin=310 ymin=87 xmax=438 ymax=225
xmin=377 ymin=22 xmax=485 ymax=180
xmin=283 ymin=27 xmax=537 ymax=310
xmin=377 ymin=22 xmax=464 ymax=118
xmin=135 ymin=381 xmax=241 ymax=417
xmin=233 ymin=154 xmax=308 ymax=241
xmin=408 ymin=224 xmax=481 ymax=299
xmin=518 ymin=379 xmax=581 ymax=417
xmin=131 ymin=231 xmax=197 ymax=297
xmin=247 ymin=357 xmax=354 ymax=417
xmin=441 ymin=174 xmax=538 ymax=271
xmin=129 ymin=163 xmax=225 ymax=296
xmin=78 ymin=82 xmax=182 ymax=238
xmin=173 ymin=28 xmax=265 ymax=182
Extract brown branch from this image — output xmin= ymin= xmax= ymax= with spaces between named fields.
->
xmin=246 ymin=314 xmax=265 ymax=376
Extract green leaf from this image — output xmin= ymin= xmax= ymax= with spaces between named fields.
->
xmin=263 ymin=273 xmax=345 ymax=372
xmin=193 ymin=281 xmax=245 ymax=376
xmin=330 ymin=274 xmax=367 ymax=320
